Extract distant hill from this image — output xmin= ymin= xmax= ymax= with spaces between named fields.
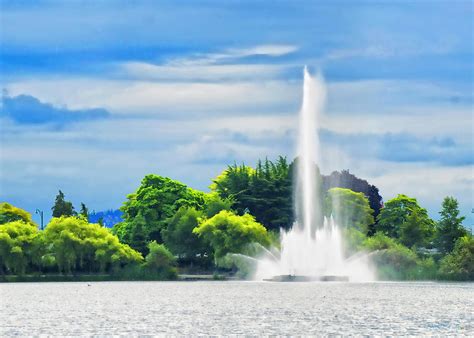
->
xmin=89 ymin=209 xmax=123 ymax=228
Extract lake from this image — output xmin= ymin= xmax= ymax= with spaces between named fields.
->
xmin=1 ymin=281 xmax=472 ymax=335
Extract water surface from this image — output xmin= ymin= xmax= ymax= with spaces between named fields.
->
xmin=1 ymin=281 xmax=472 ymax=335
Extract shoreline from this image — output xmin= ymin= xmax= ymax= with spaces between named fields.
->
xmin=1 ymin=274 xmax=470 ymax=283
xmin=0 ymin=273 xmax=237 ymax=283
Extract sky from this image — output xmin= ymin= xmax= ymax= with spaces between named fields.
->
xmin=0 ymin=0 xmax=473 ymax=229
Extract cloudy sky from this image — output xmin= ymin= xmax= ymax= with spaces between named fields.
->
xmin=1 ymin=1 xmax=473 ymax=228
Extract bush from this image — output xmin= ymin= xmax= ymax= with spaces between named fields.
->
xmin=439 ymin=236 xmax=474 ymax=280
xmin=142 ymin=241 xmax=177 ymax=279
xmin=364 ymin=233 xmax=418 ymax=280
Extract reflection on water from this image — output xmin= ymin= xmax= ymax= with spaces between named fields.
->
xmin=1 ymin=281 xmax=473 ymax=335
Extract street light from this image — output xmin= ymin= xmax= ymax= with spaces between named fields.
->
xmin=35 ymin=209 xmax=44 ymax=230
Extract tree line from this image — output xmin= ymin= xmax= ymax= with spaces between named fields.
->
xmin=0 ymin=156 xmax=472 ymax=280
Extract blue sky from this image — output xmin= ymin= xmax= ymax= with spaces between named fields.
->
xmin=1 ymin=0 xmax=473 ymax=228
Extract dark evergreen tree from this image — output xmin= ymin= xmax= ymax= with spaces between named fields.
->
xmin=79 ymin=203 xmax=89 ymax=220
xmin=51 ymin=190 xmax=75 ymax=218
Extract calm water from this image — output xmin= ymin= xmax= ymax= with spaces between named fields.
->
xmin=1 ymin=281 xmax=472 ymax=335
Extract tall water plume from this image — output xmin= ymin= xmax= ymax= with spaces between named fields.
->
xmin=295 ymin=66 xmax=326 ymax=236
xmin=253 ymin=67 xmax=375 ymax=281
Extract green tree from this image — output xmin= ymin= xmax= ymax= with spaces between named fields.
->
xmin=51 ymin=190 xmax=75 ymax=218
xmin=202 ymin=192 xmax=233 ymax=218
xmin=435 ymin=196 xmax=467 ymax=254
xmin=322 ymin=169 xmax=383 ymax=234
xmin=127 ymin=214 xmax=149 ymax=256
xmin=162 ymin=207 xmax=209 ymax=260
xmin=439 ymin=236 xmax=474 ymax=280
xmin=400 ymin=208 xmax=435 ymax=249
xmin=79 ymin=203 xmax=89 ymax=219
xmin=0 ymin=220 xmax=43 ymax=275
xmin=211 ymin=157 xmax=293 ymax=231
xmin=193 ymin=210 xmax=270 ymax=260
xmin=325 ymin=187 xmax=374 ymax=234
xmin=377 ymin=194 xmax=434 ymax=241
xmin=0 ymin=202 xmax=35 ymax=225
xmin=44 ymin=216 xmax=142 ymax=274
xmin=121 ymin=175 xmax=207 ymax=244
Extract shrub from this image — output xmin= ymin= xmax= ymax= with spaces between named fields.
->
xmin=439 ymin=236 xmax=474 ymax=280
xmin=142 ymin=241 xmax=177 ymax=279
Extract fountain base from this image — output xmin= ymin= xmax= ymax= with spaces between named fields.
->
xmin=263 ymin=275 xmax=349 ymax=282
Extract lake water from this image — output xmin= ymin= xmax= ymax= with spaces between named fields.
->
xmin=1 ymin=281 xmax=472 ymax=335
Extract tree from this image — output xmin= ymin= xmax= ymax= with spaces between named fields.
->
xmin=79 ymin=203 xmax=89 ymax=220
xmin=0 ymin=220 xmax=43 ymax=275
xmin=193 ymin=210 xmax=270 ymax=260
xmin=211 ymin=157 xmax=293 ymax=231
xmin=44 ymin=216 xmax=142 ymax=274
xmin=439 ymin=236 xmax=474 ymax=280
xmin=202 ymin=192 xmax=233 ymax=218
xmin=0 ymin=202 xmax=35 ymax=226
xmin=51 ymin=190 xmax=75 ymax=218
xmin=322 ymin=169 xmax=383 ymax=234
xmin=324 ymin=188 xmax=374 ymax=234
xmin=162 ymin=207 xmax=210 ymax=260
xmin=376 ymin=194 xmax=434 ymax=243
xmin=121 ymin=174 xmax=207 ymax=244
xmin=399 ymin=208 xmax=434 ymax=249
xmin=127 ymin=214 xmax=149 ymax=256
xmin=435 ymin=197 xmax=467 ymax=254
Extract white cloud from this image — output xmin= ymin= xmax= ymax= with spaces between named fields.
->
xmin=168 ymin=44 xmax=299 ymax=66
xmin=6 ymin=78 xmax=299 ymax=115
xmin=119 ymin=62 xmax=287 ymax=81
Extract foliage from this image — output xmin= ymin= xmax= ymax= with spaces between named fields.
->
xmin=211 ymin=157 xmax=293 ymax=231
xmin=202 ymin=192 xmax=233 ymax=218
xmin=161 ymin=207 xmax=210 ymax=260
xmin=439 ymin=236 xmax=474 ymax=280
xmin=363 ymin=233 xmax=418 ymax=279
xmin=322 ymin=170 xmax=383 ymax=235
xmin=376 ymin=194 xmax=434 ymax=246
xmin=44 ymin=216 xmax=142 ymax=274
xmin=363 ymin=233 xmax=439 ymax=280
xmin=435 ymin=196 xmax=467 ymax=254
xmin=0 ymin=202 xmax=35 ymax=225
xmin=193 ymin=210 xmax=270 ymax=259
xmin=342 ymin=227 xmax=367 ymax=255
xmin=211 ymin=158 xmax=382 ymax=233
xmin=79 ymin=203 xmax=89 ymax=219
xmin=120 ymin=174 xmax=207 ymax=244
xmin=0 ymin=221 xmax=43 ymax=274
xmin=142 ymin=241 xmax=177 ymax=279
xmin=325 ymin=187 xmax=374 ymax=234
xmin=51 ymin=190 xmax=75 ymax=218
xmin=399 ymin=208 xmax=435 ymax=249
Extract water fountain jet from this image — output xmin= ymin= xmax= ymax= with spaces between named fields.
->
xmin=254 ymin=67 xmax=375 ymax=282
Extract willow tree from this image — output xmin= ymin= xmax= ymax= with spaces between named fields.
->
xmin=44 ymin=216 xmax=142 ymax=274
xmin=193 ymin=210 xmax=270 ymax=260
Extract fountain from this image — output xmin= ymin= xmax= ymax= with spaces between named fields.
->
xmin=254 ymin=67 xmax=375 ymax=282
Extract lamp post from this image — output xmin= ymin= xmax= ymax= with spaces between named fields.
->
xmin=35 ymin=209 xmax=44 ymax=230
